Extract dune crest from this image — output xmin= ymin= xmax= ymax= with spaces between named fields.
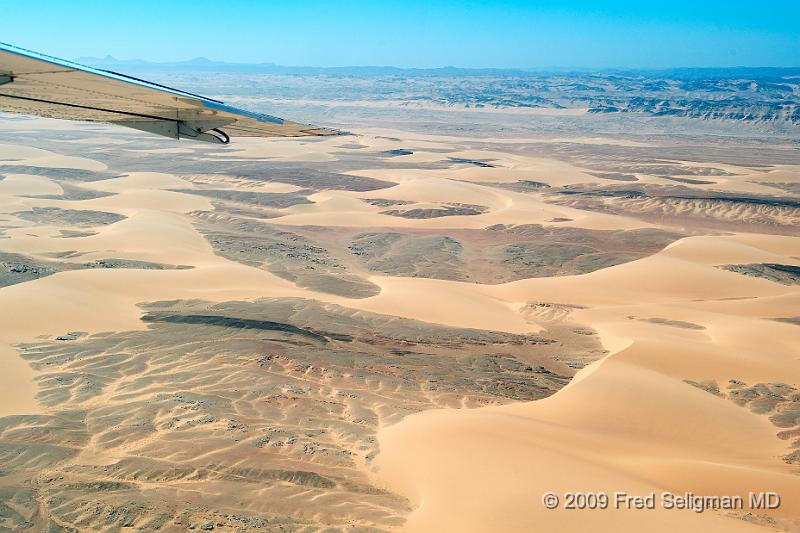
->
xmin=0 ymin=109 xmax=798 ymax=531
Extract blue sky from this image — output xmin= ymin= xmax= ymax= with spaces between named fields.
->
xmin=2 ymin=1 xmax=798 ymax=68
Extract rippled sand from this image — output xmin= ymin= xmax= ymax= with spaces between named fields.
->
xmin=0 ymin=117 xmax=798 ymax=531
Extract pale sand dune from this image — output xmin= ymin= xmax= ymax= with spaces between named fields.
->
xmin=482 ymin=241 xmax=795 ymax=306
xmin=371 ymin=232 xmax=800 ymax=532
xmin=372 ymin=386 xmax=783 ymax=532
xmin=0 ymin=176 xmax=323 ymax=354
xmin=0 ymin=116 xmax=112 ymax=133
xmin=78 ymin=188 xmax=213 ymax=214
xmin=723 ymin=232 xmax=800 ymax=258
xmin=0 ymin=173 xmax=63 ymax=198
xmin=1 ymin=210 xmax=214 ymax=265
xmin=123 ymin=147 xmax=196 ymax=154
xmin=210 ymin=136 xmax=339 ymax=161
xmin=351 ymin=176 xmax=511 ymax=208
xmin=353 ymin=130 xmax=679 ymax=191
xmin=356 ymin=130 xmax=463 ymax=151
xmin=353 ymin=275 xmax=540 ymax=334
xmin=374 ymin=356 xmax=799 ymax=533
xmin=347 ymin=154 xmax=600 ymax=187
xmin=354 ymin=131 xmax=796 ymax=196
xmin=356 ymin=127 xmax=651 ymax=148
xmin=274 ymin=178 xmax=649 ymax=230
xmin=336 ymin=233 xmax=796 ymax=340
xmin=0 ymin=173 xmax=548 ymax=418
xmin=1 ymin=127 xmax=798 ymax=531
xmin=18 ymin=153 xmax=108 ymax=171
xmin=670 ymin=162 xmax=800 ymax=196
xmin=87 ymin=171 xmax=192 ymax=192
xmin=543 ymin=136 xmax=655 ymax=147
xmin=374 ymin=313 xmax=800 ymax=530
xmin=758 ymin=165 xmax=800 ymax=184
xmin=690 ymin=292 xmax=800 ymax=317
xmin=0 ymin=266 xmax=311 ymax=342
xmin=0 ymin=138 xmax=109 ymax=170
xmin=58 ymin=135 xmax=134 ymax=145
xmin=384 ymin=150 xmax=449 ymax=164
xmin=0 ymin=211 xmax=542 ymax=342
xmin=0 ymin=142 xmax=57 ymax=160
xmin=0 ymin=343 xmax=41 ymax=416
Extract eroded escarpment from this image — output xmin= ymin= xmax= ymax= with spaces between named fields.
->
xmin=1 ymin=297 xmax=604 ymax=532
xmin=545 ymin=184 xmax=800 ymax=234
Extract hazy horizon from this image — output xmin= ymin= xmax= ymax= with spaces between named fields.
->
xmin=70 ymin=54 xmax=800 ymax=72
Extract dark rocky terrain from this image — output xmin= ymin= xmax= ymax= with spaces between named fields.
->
xmin=719 ymin=263 xmax=800 ymax=285
xmin=190 ymin=212 xmax=381 ymax=298
xmin=0 ymin=298 xmax=602 ymax=531
xmin=0 ymin=252 xmax=192 ymax=288
xmin=345 ymin=225 xmax=683 ymax=283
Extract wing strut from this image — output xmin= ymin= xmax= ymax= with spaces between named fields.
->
xmin=116 ymin=119 xmax=233 ymax=144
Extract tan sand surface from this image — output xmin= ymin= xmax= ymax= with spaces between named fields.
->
xmin=0 ymin=343 xmax=41 ymax=416
xmin=274 ymin=178 xmax=649 ymax=230
xmin=0 ymin=142 xmax=55 ymax=160
xmin=372 ymin=231 xmax=800 ymax=532
xmin=347 ymin=155 xmax=601 ymax=187
xmin=0 ymin=173 xmax=63 ymax=200
xmin=0 ymin=123 xmax=798 ymax=531
xmin=211 ymin=136 xmax=339 ymax=161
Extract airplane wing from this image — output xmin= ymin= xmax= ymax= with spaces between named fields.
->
xmin=0 ymin=42 xmax=337 ymax=144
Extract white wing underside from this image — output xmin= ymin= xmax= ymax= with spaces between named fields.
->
xmin=0 ymin=42 xmax=337 ymax=144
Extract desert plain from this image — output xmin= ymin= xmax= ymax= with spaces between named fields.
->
xmin=0 ymin=70 xmax=799 ymax=532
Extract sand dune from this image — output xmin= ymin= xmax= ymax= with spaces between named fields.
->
xmin=0 ymin=118 xmax=798 ymax=532
xmin=372 ymin=231 xmax=800 ymax=531
xmin=0 ymin=343 xmax=41 ymax=417
xmin=273 ymin=179 xmax=649 ymax=230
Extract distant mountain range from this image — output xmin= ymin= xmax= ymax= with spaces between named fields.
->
xmin=71 ymin=56 xmax=800 ymax=125
xmin=74 ymin=56 xmax=800 ymax=81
